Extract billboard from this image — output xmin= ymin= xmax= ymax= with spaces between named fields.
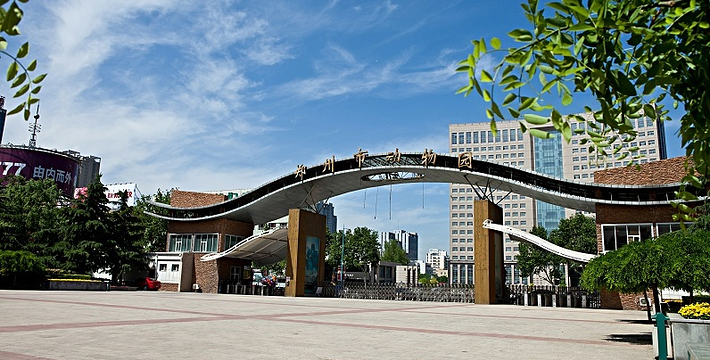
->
xmin=0 ymin=146 xmax=80 ymax=197
xmin=74 ymin=182 xmax=139 ymax=208
xmin=105 ymin=183 xmax=138 ymax=207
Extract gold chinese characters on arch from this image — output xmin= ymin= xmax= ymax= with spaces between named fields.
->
xmin=354 ymin=148 xmax=368 ymax=169
xmin=458 ymin=152 xmax=473 ymax=169
xmin=294 ymin=164 xmax=306 ymax=181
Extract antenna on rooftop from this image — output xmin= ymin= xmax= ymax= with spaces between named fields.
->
xmin=28 ymin=101 xmax=40 ymax=148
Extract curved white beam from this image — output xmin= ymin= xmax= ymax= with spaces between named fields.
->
xmin=482 ymin=219 xmax=596 ymax=263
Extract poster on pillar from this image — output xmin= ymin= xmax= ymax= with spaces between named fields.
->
xmin=305 ymin=236 xmax=320 ymax=294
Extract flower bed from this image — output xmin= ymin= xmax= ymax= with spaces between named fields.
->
xmin=669 ymin=303 xmax=710 ymax=360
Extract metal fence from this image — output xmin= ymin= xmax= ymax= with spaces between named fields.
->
xmin=507 ymin=285 xmax=600 ymax=308
xmin=316 ymin=282 xmax=599 ymax=308
xmin=319 ymin=282 xmax=475 ymax=303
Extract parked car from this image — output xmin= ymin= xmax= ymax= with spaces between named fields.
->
xmin=135 ymin=277 xmax=161 ymax=290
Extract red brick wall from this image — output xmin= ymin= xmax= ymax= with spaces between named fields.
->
xmin=601 ymin=290 xmax=657 ymax=311
xmin=160 ymin=283 xmax=178 ymax=292
xmin=170 ymin=190 xmax=226 ymax=208
xmin=593 ymin=158 xmax=687 ymax=310
xmin=594 ymin=156 xmax=688 ymax=185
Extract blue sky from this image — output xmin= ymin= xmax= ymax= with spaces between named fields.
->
xmin=0 ymin=1 xmax=686 ymax=259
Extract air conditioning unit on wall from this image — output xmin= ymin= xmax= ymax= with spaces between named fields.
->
xmin=192 ymin=283 xmax=200 ymax=290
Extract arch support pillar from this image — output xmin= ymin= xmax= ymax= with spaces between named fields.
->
xmin=474 ymin=200 xmax=504 ymax=304
xmin=285 ymin=209 xmax=326 ymax=297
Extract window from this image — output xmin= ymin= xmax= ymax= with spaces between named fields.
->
xmin=159 ymin=264 xmax=167 ymax=271
xmin=459 ymin=133 xmax=465 ymax=144
xmin=657 ymin=223 xmax=688 ymax=236
xmin=230 ymin=266 xmax=241 ymax=282
xmin=601 ymin=224 xmax=653 ymax=252
xmin=168 ymin=234 xmax=193 ymax=252
xmin=473 ymin=132 xmax=479 ymax=143
xmin=467 ymin=247 xmax=474 ymax=251
xmin=452 ymin=238 xmax=458 ymax=243
xmin=452 ymin=256 xmax=458 ymax=260
xmin=520 ymin=203 xmax=526 ymax=208
xmin=194 ymin=234 xmax=218 ymax=252
xmin=452 ymin=247 xmax=458 ymax=252
xmin=451 ymin=133 xmax=457 ymax=145
xmin=510 ymin=129 xmax=517 ymax=141
xmin=225 ymin=234 xmax=244 ymax=249
xmin=466 ymin=132 xmax=472 ymax=144
xmin=502 ymin=129 xmax=509 ymax=142
xmin=171 ymin=264 xmax=179 ymax=272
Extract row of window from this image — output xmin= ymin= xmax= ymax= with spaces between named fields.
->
xmin=451 ymin=144 xmax=527 ymax=152
xmin=451 ymin=255 xmax=475 ymax=261
xmin=503 ymin=211 xmax=527 ymax=217
xmin=601 ymin=223 xmax=683 ymax=252
xmin=168 ymin=233 xmax=245 ymax=253
xmin=451 ymin=221 xmax=474 ymax=226
xmin=451 ymin=238 xmax=473 ymax=243
xmin=503 ymin=220 xmax=528 ymax=226
xmin=450 ymin=129 xmax=525 ymax=145
xmin=451 ymin=247 xmax=474 ymax=252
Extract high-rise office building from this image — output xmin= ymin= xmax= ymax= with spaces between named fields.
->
xmin=448 ymin=113 xmax=666 ymax=285
xmin=317 ymin=201 xmax=338 ymax=234
xmin=379 ymin=230 xmax=419 ymax=263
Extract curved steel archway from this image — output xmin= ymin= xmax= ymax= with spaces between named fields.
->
xmin=148 ymin=152 xmax=701 ymax=225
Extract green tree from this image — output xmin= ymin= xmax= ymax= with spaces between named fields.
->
xmin=0 ymin=1 xmax=47 ymax=121
xmin=662 ymin=230 xmax=710 ymax=302
xmin=581 ymin=238 xmax=672 ymax=314
xmin=549 ymin=214 xmax=597 ymax=285
xmin=105 ymin=191 xmax=147 ymax=284
xmin=0 ymin=176 xmax=63 ymax=268
xmin=60 ymin=175 xmax=112 ymax=274
xmin=457 ymin=0 xmax=710 ymax=198
xmin=325 ymin=227 xmax=380 ymax=283
xmin=133 ymin=188 xmax=172 ymax=252
xmin=517 ymin=225 xmax=561 ymax=285
xmin=381 ymin=239 xmax=409 ymax=265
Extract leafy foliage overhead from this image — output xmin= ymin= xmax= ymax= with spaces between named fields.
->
xmin=0 ymin=1 xmax=47 ymax=120
xmin=457 ymin=0 xmax=709 ymax=193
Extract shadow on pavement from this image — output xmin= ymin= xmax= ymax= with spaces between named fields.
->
xmin=605 ymin=332 xmax=652 ymax=345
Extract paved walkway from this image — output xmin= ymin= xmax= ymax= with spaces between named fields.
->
xmin=0 ymin=290 xmax=654 ymax=359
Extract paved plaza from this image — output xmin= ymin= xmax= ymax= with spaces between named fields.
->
xmin=0 ymin=290 xmax=654 ymax=359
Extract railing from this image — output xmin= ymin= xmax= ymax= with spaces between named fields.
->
xmin=316 ymin=282 xmax=599 ymax=308
xmin=507 ymin=285 xmax=600 ymax=308
xmin=318 ymin=282 xmax=475 ymax=303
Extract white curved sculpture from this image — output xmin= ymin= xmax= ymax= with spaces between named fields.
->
xmin=482 ymin=219 xmax=597 ymax=263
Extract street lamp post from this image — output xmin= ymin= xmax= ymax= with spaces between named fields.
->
xmin=340 ymin=227 xmax=345 ymax=292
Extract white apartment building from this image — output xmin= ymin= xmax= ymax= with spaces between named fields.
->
xmin=448 ymin=113 xmax=666 ymax=285
xmin=425 ymin=249 xmax=449 ymax=278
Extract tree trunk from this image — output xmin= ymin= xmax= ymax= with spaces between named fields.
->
xmin=652 ymin=286 xmax=662 ymax=314
xmin=643 ymin=290 xmax=652 ymax=322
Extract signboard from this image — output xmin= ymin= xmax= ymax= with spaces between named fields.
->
xmin=74 ymin=182 xmax=139 ymax=208
xmin=0 ymin=146 xmax=79 ymax=197
xmin=105 ymin=183 xmax=138 ymax=207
